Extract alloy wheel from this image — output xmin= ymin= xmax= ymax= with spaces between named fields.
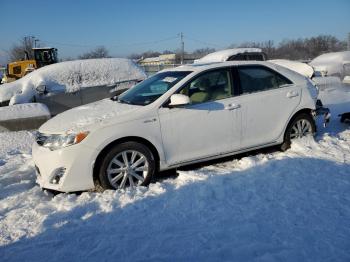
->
xmin=290 ymin=119 xmax=313 ymax=139
xmin=106 ymin=150 xmax=149 ymax=189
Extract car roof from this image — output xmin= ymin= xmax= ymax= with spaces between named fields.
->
xmin=162 ymin=61 xmax=276 ymax=73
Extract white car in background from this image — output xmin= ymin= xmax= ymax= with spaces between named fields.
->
xmin=33 ymin=61 xmax=324 ymax=193
xmin=310 ymin=51 xmax=350 ymax=81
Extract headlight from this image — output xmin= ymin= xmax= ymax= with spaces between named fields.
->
xmin=36 ymin=131 xmax=89 ymax=151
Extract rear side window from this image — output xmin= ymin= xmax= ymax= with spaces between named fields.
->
xmin=228 ymin=53 xmax=266 ymax=61
xmin=237 ymin=66 xmax=292 ymax=94
xmin=245 ymin=54 xmax=265 ymax=61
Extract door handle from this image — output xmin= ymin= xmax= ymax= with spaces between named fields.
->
xmin=286 ymin=91 xmax=299 ymax=98
xmin=225 ymin=103 xmax=241 ymax=110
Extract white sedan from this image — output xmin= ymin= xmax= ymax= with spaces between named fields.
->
xmin=33 ymin=61 xmax=321 ymax=192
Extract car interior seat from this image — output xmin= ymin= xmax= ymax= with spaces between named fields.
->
xmin=190 ymin=77 xmax=211 ymax=103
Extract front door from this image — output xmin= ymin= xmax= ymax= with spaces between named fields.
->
xmin=158 ymin=69 xmax=241 ymax=166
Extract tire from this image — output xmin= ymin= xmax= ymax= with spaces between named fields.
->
xmin=280 ymin=113 xmax=316 ymax=151
xmin=98 ymin=142 xmax=156 ymax=190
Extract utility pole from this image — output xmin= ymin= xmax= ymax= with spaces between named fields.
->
xmin=180 ymin=32 xmax=184 ymax=64
xmin=34 ymin=39 xmax=40 ymax=48
xmin=348 ymin=32 xmax=350 ymax=51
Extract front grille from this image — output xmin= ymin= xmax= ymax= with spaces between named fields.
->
xmin=0 ymin=100 xmax=10 ymax=107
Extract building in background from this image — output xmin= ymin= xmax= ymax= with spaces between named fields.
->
xmin=138 ymin=53 xmax=201 ymax=76
xmin=139 ymin=54 xmax=176 ymax=66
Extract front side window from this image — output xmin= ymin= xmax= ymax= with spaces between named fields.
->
xmin=179 ymin=69 xmax=232 ymax=104
xmin=118 ymin=71 xmax=191 ymax=106
xmin=238 ymin=66 xmax=292 ymax=94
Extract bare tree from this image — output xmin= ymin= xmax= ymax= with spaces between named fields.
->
xmin=229 ymin=35 xmax=347 ymax=60
xmin=128 ymin=50 xmax=162 ymax=60
xmin=78 ymin=46 xmax=110 ymax=59
xmin=9 ymin=36 xmax=35 ymax=61
xmin=192 ymin=48 xmax=216 ymax=57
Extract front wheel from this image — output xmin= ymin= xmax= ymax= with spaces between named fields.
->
xmin=280 ymin=113 xmax=316 ymax=151
xmin=98 ymin=142 xmax=156 ymax=190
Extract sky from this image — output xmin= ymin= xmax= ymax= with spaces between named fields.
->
xmin=1 ymin=0 xmax=349 ymax=64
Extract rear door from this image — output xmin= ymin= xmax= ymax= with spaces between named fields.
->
xmin=236 ymin=65 xmax=301 ymax=148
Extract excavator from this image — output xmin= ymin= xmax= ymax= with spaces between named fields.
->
xmin=1 ymin=47 xmax=58 ymax=84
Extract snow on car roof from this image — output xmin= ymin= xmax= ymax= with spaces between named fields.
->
xmin=32 ymin=47 xmax=56 ymax=50
xmin=163 ymin=60 xmax=274 ymax=72
xmin=194 ymin=48 xmax=263 ymax=63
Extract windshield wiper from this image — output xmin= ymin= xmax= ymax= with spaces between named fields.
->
xmin=117 ymin=98 xmax=132 ymax=104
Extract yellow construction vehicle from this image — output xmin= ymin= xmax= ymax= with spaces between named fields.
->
xmin=2 ymin=47 xmax=58 ymax=83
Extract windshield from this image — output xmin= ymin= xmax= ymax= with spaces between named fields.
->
xmin=118 ymin=71 xmax=191 ymax=106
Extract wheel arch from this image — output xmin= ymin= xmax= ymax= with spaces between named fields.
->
xmin=279 ymin=107 xmax=315 ymax=151
xmin=288 ymin=108 xmax=314 ymax=126
xmin=92 ymin=136 xmax=161 ymax=184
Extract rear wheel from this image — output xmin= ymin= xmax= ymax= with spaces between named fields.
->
xmin=280 ymin=113 xmax=316 ymax=151
xmin=98 ymin=142 xmax=155 ymax=190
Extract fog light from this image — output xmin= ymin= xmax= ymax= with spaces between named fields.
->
xmin=50 ymin=167 xmax=66 ymax=184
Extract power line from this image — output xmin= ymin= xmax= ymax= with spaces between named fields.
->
xmin=41 ymin=35 xmax=179 ymax=49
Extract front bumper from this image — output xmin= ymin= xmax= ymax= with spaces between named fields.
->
xmin=32 ymin=141 xmax=97 ymax=192
xmin=314 ymin=99 xmax=331 ymax=127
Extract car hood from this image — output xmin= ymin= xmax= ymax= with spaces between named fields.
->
xmin=39 ymin=98 xmax=143 ymax=134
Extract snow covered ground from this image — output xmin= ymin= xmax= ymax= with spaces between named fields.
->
xmin=0 ymin=84 xmax=350 ymax=261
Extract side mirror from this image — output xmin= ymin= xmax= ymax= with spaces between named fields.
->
xmin=36 ymin=85 xmax=47 ymax=95
xmin=168 ymin=94 xmax=190 ymax=107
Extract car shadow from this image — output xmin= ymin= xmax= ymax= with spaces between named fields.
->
xmin=1 ymin=156 xmax=350 ymax=261
xmin=157 ymin=145 xmax=280 ymax=182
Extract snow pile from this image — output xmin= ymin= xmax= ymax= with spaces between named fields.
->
xmin=194 ymin=48 xmax=262 ymax=63
xmin=0 ymin=58 xmax=146 ymax=105
xmin=310 ymin=51 xmax=350 ymax=79
xmin=0 ymin=85 xmax=350 ymax=261
xmin=269 ymin=59 xmax=314 ymax=78
xmin=0 ymin=103 xmax=50 ymax=121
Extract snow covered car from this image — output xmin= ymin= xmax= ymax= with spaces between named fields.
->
xmin=0 ymin=58 xmax=146 ymax=115
xmin=310 ymin=51 xmax=350 ymax=81
xmin=33 ymin=61 xmax=323 ymax=192
xmin=194 ymin=48 xmax=267 ymax=63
